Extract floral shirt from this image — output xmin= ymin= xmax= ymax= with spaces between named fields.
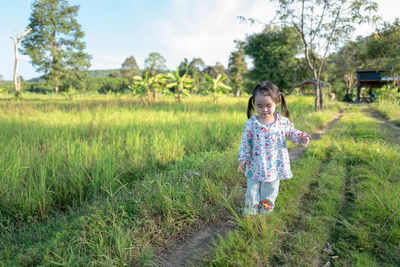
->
xmin=238 ymin=112 xmax=308 ymax=182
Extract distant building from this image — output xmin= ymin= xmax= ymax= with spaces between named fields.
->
xmin=285 ymin=79 xmax=329 ymax=95
xmin=356 ymin=69 xmax=399 ymax=102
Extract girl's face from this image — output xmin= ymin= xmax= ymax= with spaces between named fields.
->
xmin=254 ymin=93 xmax=278 ymax=120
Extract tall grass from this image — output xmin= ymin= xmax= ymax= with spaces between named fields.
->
xmin=0 ymin=94 xmax=344 ymax=265
xmin=0 ymin=95 xmax=343 ymax=220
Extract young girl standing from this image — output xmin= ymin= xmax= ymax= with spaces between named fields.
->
xmin=238 ymin=81 xmax=310 ymax=215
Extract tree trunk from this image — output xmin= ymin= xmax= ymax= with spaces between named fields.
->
xmin=344 ymin=74 xmax=355 ymax=95
xmin=319 ymin=83 xmax=323 ymax=110
xmin=152 ymin=87 xmax=157 ymax=102
xmin=12 ymin=28 xmax=31 ymax=92
xmin=55 ymin=76 xmax=59 ymax=94
xmin=13 ymin=45 xmax=19 ymax=91
xmin=314 ymin=83 xmax=321 ymax=111
xmin=235 ymin=89 xmax=241 ymax=97
xmin=146 ymin=89 xmax=151 ymax=101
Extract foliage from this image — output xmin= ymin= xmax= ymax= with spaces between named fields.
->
xmin=270 ymin=0 xmax=379 ymax=110
xmin=21 ymin=0 xmax=91 ymax=93
xmin=109 ymin=71 xmax=121 ymax=78
xmin=244 ymin=25 xmax=303 ymax=88
xmin=205 ymin=74 xmax=232 ymax=104
xmin=203 ymin=62 xmax=227 ymax=79
xmin=87 ymin=77 xmax=129 ymax=94
xmin=144 ymin=52 xmax=167 ymax=76
xmin=329 ymin=40 xmax=361 ymax=99
xmin=164 ymin=68 xmax=193 ymax=102
xmin=120 ymin=56 xmax=141 ymax=83
xmin=228 ymin=41 xmax=248 ymax=96
xmin=61 ymin=85 xmax=78 ymax=100
xmin=365 ymin=19 xmax=400 ymax=70
xmin=374 ymin=84 xmax=400 ymax=103
xmin=131 ymin=72 xmax=163 ymax=102
xmin=355 ymin=19 xmax=400 ymax=87
xmin=88 ymin=69 xmax=120 ymax=78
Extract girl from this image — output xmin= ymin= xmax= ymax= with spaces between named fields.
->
xmin=238 ymin=81 xmax=310 ymax=215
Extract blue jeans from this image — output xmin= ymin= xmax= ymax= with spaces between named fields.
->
xmin=243 ymin=178 xmax=280 ymax=215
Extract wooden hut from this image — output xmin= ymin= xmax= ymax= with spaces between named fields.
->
xmin=356 ymin=69 xmax=398 ymax=102
xmin=286 ymin=79 xmax=329 ymax=95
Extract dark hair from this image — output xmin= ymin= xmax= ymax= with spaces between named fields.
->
xmin=247 ymin=81 xmax=290 ymax=119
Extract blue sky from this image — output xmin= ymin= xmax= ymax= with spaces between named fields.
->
xmin=0 ymin=0 xmax=398 ymax=81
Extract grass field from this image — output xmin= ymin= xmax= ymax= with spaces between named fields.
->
xmin=371 ymin=101 xmax=400 ymax=126
xmin=207 ymin=105 xmax=400 ymax=266
xmin=1 ymin=94 xmax=398 ymax=266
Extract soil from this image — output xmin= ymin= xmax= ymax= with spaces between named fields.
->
xmin=155 ymin=221 xmax=235 ymax=267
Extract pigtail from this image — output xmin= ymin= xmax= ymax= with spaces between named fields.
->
xmin=247 ymin=96 xmax=254 ymax=119
xmin=280 ymin=92 xmax=290 ymax=118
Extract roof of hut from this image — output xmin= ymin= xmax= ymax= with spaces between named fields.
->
xmin=290 ymin=79 xmax=329 ymax=89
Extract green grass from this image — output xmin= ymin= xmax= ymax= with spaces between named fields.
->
xmin=207 ymin=104 xmax=400 ymax=266
xmin=371 ymin=101 xmax=400 ymax=126
xmin=0 ymin=94 xmax=346 ymax=265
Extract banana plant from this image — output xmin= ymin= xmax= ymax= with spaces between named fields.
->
xmin=205 ymin=74 xmax=232 ymax=104
xmin=164 ymin=68 xmax=193 ymax=102
xmin=131 ymin=72 xmax=163 ymax=102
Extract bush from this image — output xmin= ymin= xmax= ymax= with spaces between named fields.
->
xmin=374 ymin=84 xmax=400 ymax=103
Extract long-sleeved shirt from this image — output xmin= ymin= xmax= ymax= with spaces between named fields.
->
xmin=238 ymin=112 xmax=308 ymax=182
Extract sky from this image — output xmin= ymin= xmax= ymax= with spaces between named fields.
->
xmin=0 ymin=0 xmax=399 ymax=81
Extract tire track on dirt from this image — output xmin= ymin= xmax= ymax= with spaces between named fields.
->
xmin=155 ymin=109 xmax=346 ymax=267
xmin=365 ymin=107 xmax=400 ymax=141
xmin=271 ymin=109 xmax=346 ymax=266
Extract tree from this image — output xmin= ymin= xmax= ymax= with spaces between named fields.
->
xmin=164 ymin=68 xmax=193 ymax=102
xmin=228 ymin=41 xmax=248 ymax=96
xmin=178 ymin=57 xmax=206 ymax=93
xmin=11 ymin=28 xmax=31 ymax=93
xmin=109 ymin=71 xmax=121 ymax=78
xmin=205 ymin=74 xmax=232 ymax=104
xmin=270 ymin=0 xmax=378 ymax=110
xmin=144 ymin=52 xmax=167 ymax=76
xmin=329 ymin=41 xmax=361 ymax=100
xmin=178 ymin=58 xmax=190 ymax=76
xmin=364 ymin=19 xmax=400 ymax=87
xmin=203 ymin=62 xmax=227 ymax=79
xmin=188 ymin=58 xmax=206 ymax=93
xmin=120 ymin=56 xmax=140 ymax=84
xmin=22 ymin=0 xmax=91 ymax=93
xmin=244 ymin=25 xmax=302 ymax=89
xmin=189 ymin=58 xmax=205 ymax=72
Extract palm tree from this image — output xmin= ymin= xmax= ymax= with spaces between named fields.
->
xmin=164 ymin=68 xmax=193 ymax=102
xmin=206 ymin=74 xmax=232 ymax=104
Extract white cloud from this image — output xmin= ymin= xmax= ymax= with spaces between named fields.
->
xmin=156 ymin=0 xmax=275 ymax=69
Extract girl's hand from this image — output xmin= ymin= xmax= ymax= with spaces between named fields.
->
xmin=238 ymin=160 xmax=246 ymax=174
xmin=300 ymin=132 xmax=310 ymax=148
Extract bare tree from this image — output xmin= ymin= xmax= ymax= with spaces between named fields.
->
xmin=271 ymin=0 xmax=379 ymax=111
xmin=11 ymin=28 xmax=31 ymax=92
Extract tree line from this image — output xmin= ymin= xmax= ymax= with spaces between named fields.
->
xmin=1 ymin=0 xmax=399 ymax=107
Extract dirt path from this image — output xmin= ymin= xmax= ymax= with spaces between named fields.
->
xmin=365 ymin=107 xmax=400 ymax=141
xmin=288 ymin=110 xmax=344 ymax=161
xmin=155 ymin=221 xmax=234 ymax=267
xmin=154 ymin=109 xmax=345 ymax=267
